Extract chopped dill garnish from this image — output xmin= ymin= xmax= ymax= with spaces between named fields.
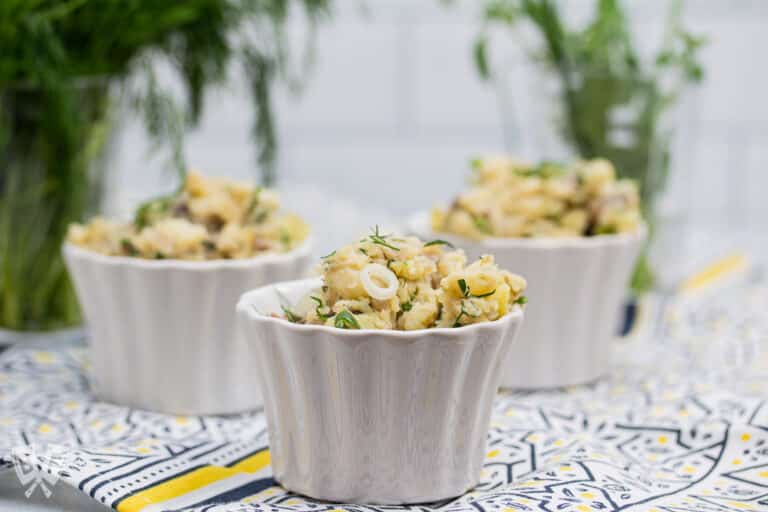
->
xmin=458 ymin=278 xmax=495 ymax=298
xmin=334 ymin=309 xmax=360 ymax=329
xmin=424 ymin=239 xmax=455 ymax=248
xmin=280 ymin=229 xmax=292 ymax=248
xmin=471 ymin=214 xmax=492 ymax=235
xmin=310 ymin=296 xmax=334 ymax=319
xmin=120 ymin=238 xmax=139 ymax=256
xmin=452 ymin=300 xmax=479 ymax=327
xmin=368 ymin=225 xmax=400 ymax=251
xmin=321 ymin=250 xmax=336 ymax=259
xmin=244 ymin=187 xmax=265 ymax=223
xmin=514 ymin=295 xmax=528 ymax=305
xmin=281 ymin=305 xmax=301 ymax=323
xmin=453 ymin=310 xmax=466 ymax=328
xmin=515 ymin=161 xmax=565 ymax=179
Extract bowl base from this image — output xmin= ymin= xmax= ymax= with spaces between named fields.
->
xmin=276 ymin=477 xmax=475 ymax=506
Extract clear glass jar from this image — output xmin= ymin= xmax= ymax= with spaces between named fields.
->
xmin=496 ymin=59 xmax=700 ymax=292
xmin=0 ymin=78 xmax=118 ymax=331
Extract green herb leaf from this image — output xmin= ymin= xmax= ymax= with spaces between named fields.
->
xmin=474 ymin=36 xmax=491 ymax=80
xmin=458 ymin=277 xmax=495 ymax=299
xmin=280 ymin=229 xmax=292 ymax=248
xmin=368 ymin=225 xmax=400 ymax=251
xmin=424 ymin=239 xmax=455 ymax=249
xmin=471 ymin=214 xmax=492 ymax=235
xmin=281 ymin=305 xmax=301 ymax=323
xmin=595 ymin=224 xmax=618 ymax=235
xmin=334 ymin=309 xmax=360 ymax=329
xmin=134 ymin=195 xmax=175 ymax=229
xmin=244 ymin=187 xmax=264 ymax=223
xmin=458 ymin=278 xmax=469 ymax=297
xmin=514 ymin=295 xmax=528 ymax=305
xmin=120 ymin=238 xmax=139 ymax=256
xmin=453 ymin=300 xmax=478 ymax=327
xmin=517 ymin=161 xmax=566 ymax=179
xmin=310 ymin=295 xmax=333 ymax=319
xmin=401 ymin=301 xmax=413 ymax=312
xmin=321 ymin=250 xmax=336 ymax=259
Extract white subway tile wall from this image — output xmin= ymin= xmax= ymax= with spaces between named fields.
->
xmin=111 ymin=0 xmax=768 ymax=263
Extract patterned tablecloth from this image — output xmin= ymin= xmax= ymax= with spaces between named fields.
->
xmin=0 ymin=284 xmax=766 ymax=512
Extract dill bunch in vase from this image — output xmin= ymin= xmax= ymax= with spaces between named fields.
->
xmin=472 ymin=0 xmax=705 ymax=294
xmin=0 ymin=0 xmax=329 ymax=332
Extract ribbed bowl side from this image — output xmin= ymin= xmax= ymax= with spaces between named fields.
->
xmin=406 ymin=212 xmax=643 ymax=389
xmin=460 ymin=239 xmax=642 ymax=389
xmin=63 ymin=245 xmax=312 ymax=415
xmin=238 ymin=293 xmax=522 ymax=504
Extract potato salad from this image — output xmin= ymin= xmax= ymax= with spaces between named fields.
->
xmin=67 ymin=172 xmax=308 ymax=260
xmin=432 ymin=156 xmax=643 ymax=239
xmin=286 ymin=228 xmax=526 ymax=330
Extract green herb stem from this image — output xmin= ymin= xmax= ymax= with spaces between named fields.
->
xmin=334 ymin=309 xmax=360 ymax=329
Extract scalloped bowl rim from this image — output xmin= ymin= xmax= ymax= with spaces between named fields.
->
xmin=62 ymin=237 xmax=313 ymax=270
xmin=237 ymin=277 xmax=524 ymax=339
xmin=407 ymin=211 xmax=647 ymax=249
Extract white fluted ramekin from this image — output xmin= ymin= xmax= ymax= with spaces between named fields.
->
xmin=408 ymin=212 xmax=645 ymax=389
xmin=63 ymin=240 xmax=312 ymax=415
xmin=237 ymin=278 xmax=524 ymax=504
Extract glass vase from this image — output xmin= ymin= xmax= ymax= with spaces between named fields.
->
xmin=0 ymin=79 xmax=118 ymax=333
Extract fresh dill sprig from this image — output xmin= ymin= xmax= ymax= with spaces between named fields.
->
xmin=281 ymin=305 xmax=301 ymax=323
xmin=310 ymin=296 xmax=334 ymax=320
xmin=457 ymin=278 xmax=496 ymax=299
xmin=120 ymin=239 xmax=139 ymax=257
xmin=368 ymin=225 xmax=400 ymax=251
xmin=334 ymin=310 xmax=360 ymax=329
xmin=280 ymin=229 xmax=292 ymax=248
xmin=515 ymin=161 xmax=566 ymax=179
xmin=471 ymin=214 xmax=492 ymax=235
xmin=453 ymin=300 xmax=480 ymax=328
xmin=424 ymin=239 xmax=455 ymax=249
xmin=244 ymin=187 xmax=269 ymax=224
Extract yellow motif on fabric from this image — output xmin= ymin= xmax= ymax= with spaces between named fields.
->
xmin=116 ymin=449 xmax=270 ymax=512
xmin=680 ymin=252 xmax=748 ymax=293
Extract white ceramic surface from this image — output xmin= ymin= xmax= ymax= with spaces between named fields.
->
xmin=237 ymin=278 xmax=524 ymax=504
xmin=63 ymin=240 xmax=312 ymax=415
xmin=408 ymin=212 xmax=645 ymax=389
